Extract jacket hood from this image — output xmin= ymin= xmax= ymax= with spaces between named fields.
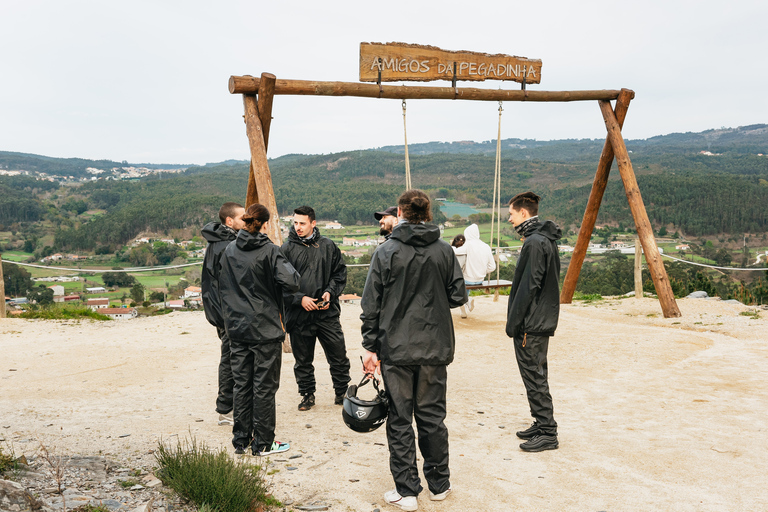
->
xmin=235 ymin=229 xmax=272 ymax=251
xmin=287 ymin=225 xmax=321 ymax=245
xmin=464 ymin=223 xmax=481 ymax=241
xmin=390 ymin=223 xmax=441 ymax=247
xmin=202 ymin=222 xmax=237 ymax=243
xmin=533 ymin=220 xmax=562 ymax=242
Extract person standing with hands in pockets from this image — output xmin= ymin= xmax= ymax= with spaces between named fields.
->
xmin=506 ymin=191 xmax=562 ymax=453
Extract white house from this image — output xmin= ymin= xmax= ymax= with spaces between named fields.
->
xmin=86 ymin=287 xmax=107 ymax=294
xmin=87 ymin=298 xmax=110 ymax=310
xmin=184 ymin=286 xmax=202 ymax=298
xmin=324 ymin=222 xmax=344 ymax=230
xmin=100 ymin=307 xmax=138 ymax=319
xmin=48 ymin=285 xmax=65 ymax=297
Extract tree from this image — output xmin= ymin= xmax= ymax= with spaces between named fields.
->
xmin=714 ymin=248 xmax=732 ymax=267
xmin=2 ymin=261 xmax=33 ymax=296
xmin=27 ymin=285 xmax=54 ymax=306
xmin=130 ymin=283 xmax=145 ymax=304
xmin=102 ymin=271 xmax=136 ymax=288
xmin=658 ymin=226 xmax=668 ymax=237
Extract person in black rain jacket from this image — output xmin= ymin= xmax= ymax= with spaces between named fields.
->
xmin=506 ymin=191 xmax=562 ymax=453
xmin=281 ymin=205 xmax=351 ymax=411
xmin=201 ymin=202 xmax=245 ymax=426
xmin=218 ymin=203 xmax=301 ymax=456
xmin=361 ymin=189 xmax=466 ymax=509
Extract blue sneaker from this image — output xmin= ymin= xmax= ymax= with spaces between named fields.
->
xmin=254 ymin=441 xmax=290 ymax=456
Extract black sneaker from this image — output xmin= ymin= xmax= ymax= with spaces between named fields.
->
xmin=519 ymin=435 xmax=559 ymax=452
xmin=234 ymin=445 xmax=247 ymax=455
xmin=516 ymin=422 xmax=541 ymax=440
xmin=298 ymin=393 xmax=315 ymax=411
xmin=334 ymin=393 xmax=345 ymax=406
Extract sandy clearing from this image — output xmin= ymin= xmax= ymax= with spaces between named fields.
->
xmin=1 ymin=297 xmax=767 ymax=511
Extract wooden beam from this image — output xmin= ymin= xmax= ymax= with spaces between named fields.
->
xmin=599 ymin=100 xmax=681 ymax=318
xmin=229 ymin=75 xmax=629 ymax=102
xmin=0 ymin=254 xmax=6 ymax=318
xmin=243 ymin=94 xmax=282 ymax=245
xmin=257 ymin=73 xmax=276 ymax=152
xmin=635 ymin=237 xmax=643 ymax=298
xmin=561 ymin=88 xmax=633 ymax=303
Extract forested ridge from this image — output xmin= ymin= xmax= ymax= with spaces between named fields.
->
xmin=1 ymin=123 xmax=766 ymax=252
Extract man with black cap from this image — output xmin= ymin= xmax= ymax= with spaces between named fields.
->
xmin=374 ymin=206 xmax=398 ymax=240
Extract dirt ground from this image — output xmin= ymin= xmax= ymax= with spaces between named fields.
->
xmin=2 ymin=296 xmax=767 ymax=512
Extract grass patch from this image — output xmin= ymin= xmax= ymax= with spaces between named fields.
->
xmin=118 ymin=478 xmax=139 ymax=488
xmin=19 ymin=306 xmax=111 ymax=321
xmin=739 ymin=310 xmax=761 ymax=319
xmin=156 ymin=436 xmax=280 ymax=512
xmin=72 ymin=505 xmax=112 ymax=512
xmin=573 ymin=292 xmax=603 ymax=302
xmin=0 ymin=444 xmax=20 ymax=476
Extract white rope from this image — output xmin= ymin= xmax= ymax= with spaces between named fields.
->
xmin=3 ymin=260 xmax=202 ymax=273
xmin=491 ymin=101 xmax=503 ymax=301
xmin=660 ymin=252 xmax=768 ymax=271
xmin=402 ymin=99 xmax=412 ymax=190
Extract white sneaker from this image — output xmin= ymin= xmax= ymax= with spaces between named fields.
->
xmin=460 ymin=305 xmax=468 ymax=318
xmin=468 ymin=297 xmax=475 ymax=312
xmin=384 ymin=490 xmax=418 ymax=511
xmin=218 ymin=412 xmax=233 ymax=426
xmin=429 ymin=487 xmax=452 ymax=501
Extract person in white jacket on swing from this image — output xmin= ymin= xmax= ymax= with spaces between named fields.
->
xmin=452 ymin=223 xmax=496 ymax=317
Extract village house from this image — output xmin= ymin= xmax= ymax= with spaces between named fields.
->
xmin=40 ymin=253 xmax=64 ymax=263
xmin=87 ymin=298 xmax=110 ymax=310
xmin=610 ymin=241 xmax=627 ymax=249
xmin=100 ymin=307 xmax=138 ymax=319
xmin=339 ymin=293 xmax=362 ymax=304
xmin=48 ymin=285 xmax=65 ymax=297
xmin=167 ymin=299 xmax=185 ymax=309
xmin=324 ymin=222 xmax=343 ymax=230
xmin=676 ymin=244 xmax=691 ymax=251
xmin=342 ymin=237 xmax=357 ymax=246
xmin=184 ymin=286 xmax=202 ymax=298
xmin=86 ymin=286 xmax=107 ymax=294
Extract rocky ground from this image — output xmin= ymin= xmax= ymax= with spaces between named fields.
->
xmin=2 ymin=296 xmax=768 ymax=511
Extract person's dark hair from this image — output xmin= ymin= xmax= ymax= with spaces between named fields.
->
xmin=509 ymin=191 xmax=541 ymax=216
xmin=397 ymin=189 xmax=432 ymax=223
xmin=293 ymin=205 xmax=316 ymax=222
xmin=219 ymin=202 xmax=244 ymax=224
xmin=451 ymin=234 xmax=466 ymax=248
xmin=242 ymin=204 xmax=270 ymax=234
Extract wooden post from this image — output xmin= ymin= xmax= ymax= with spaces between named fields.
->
xmin=243 ymin=93 xmax=282 ymax=245
xmin=599 ymin=101 xmax=681 ymax=318
xmin=0 ymin=254 xmax=6 ymax=319
xmin=561 ymin=89 xmax=633 ymax=303
xmin=257 ymin=73 xmax=276 ymax=152
xmin=635 ymin=237 xmax=643 ymax=298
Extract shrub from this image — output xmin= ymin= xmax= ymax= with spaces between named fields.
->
xmin=19 ymin=306 xmax=111 ymax=321
xmin=155 ymin=436 xmax=280 ymax=512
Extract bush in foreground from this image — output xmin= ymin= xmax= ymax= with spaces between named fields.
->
xmin=155 ymin=437 xmax=279 ymax=512
xmin=19 ymin=306 xmax=111 ymax=321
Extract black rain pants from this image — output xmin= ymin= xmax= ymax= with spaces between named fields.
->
xmin=215 ymin=327 xmax=234 ymax=415
xmin=381 ymin=363 xmax=451 ymax=498
xmin=289 ymin=318 xmax=351 ymax=397
xmin=230 ymin=340 xmax=282 ymax=449
xmin=513 ymin=333 xmax=557 ymax=435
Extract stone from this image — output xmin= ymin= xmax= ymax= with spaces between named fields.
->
xmin=294 ymin=506 xmax=329 ymax=511
xmin=143 ymin=479 xmax=162 ymax=488
xmin=289 ymin=454 xmax=302 ymax=459
xmin=0 ymin=479 xmax=52 ymax=512
xmin=91 ymin=498 xmax=125 ymax=511
xmin=686 ymin=291 xmax=708 ymax=299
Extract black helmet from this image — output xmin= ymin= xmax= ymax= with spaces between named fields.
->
xmin=342 ymin=375 xmax=388 ymax=433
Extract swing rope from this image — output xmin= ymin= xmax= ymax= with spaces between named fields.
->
xmin=402 ymin=99 xmax=412 ymax=190
xmin=490 ymin=100 xmax=504 ymax=301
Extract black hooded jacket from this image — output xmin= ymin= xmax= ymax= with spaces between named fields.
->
xmin=218 ymin=229 xmax=301 ymax=344
xmin=280 ymin=226 xmax=347 ymax=332
xmin=201 ymin=222 xmax=238 ymax=328
xmin=360 ymin=223 xmax=467 ymax=366
xmin=506 ymin=220 xmax=562 ymax=338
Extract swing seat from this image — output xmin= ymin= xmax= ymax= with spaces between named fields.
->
xmin=466 ymin=279 xmax=513 ymax=291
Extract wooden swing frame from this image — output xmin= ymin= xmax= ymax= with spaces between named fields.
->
xmin=228 ymin=73 xmax=681 ymax=318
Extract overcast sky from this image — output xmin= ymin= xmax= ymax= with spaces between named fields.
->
xmin=1 ymin=0 xmax=766 ymax=165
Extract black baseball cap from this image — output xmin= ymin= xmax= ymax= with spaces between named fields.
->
xmin=374 ymin=206 xmax=398 ymax=220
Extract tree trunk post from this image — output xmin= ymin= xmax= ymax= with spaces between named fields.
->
xmin=242 ymin=93 xmax=282 ymax=245
xmin=635 ymin=237 xmax=643 ymax=298
xmin=599 ymin=101 xmax=681 ymax=318
xmin=0 ymin=255 xmax=6 ymax=318
xmin=561 ymin=89 xmax=633 ymax=303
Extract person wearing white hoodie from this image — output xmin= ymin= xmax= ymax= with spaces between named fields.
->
xmin=452 ymin=224 xmax=496 ymax=316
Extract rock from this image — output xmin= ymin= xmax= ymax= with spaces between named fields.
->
xmin=294 ymin=506 xmax=329 ymax=511
xmin=130 ymin=498 xmax=153 ymax=512
xmin=129 ymin=485 xmax=144 ymax=491
xmin=0 ymin=479 xmax=52 ymax=512
xmin=91 ymin=498 xmax=125 ymax=511
xmin=143 ymin=479 xmax=162 ymax=488
xmin=305 ymin=424 xmax=312 ymax=428
xmin=286 ymin=467 xmax=298 ymax=471
xmin=686 ymin=291 xmax=708 ymax=299
xmin=724 ymin=299 xmax=742 ymax=304
xmin=289 ymin=454 xmax=302 ymax=459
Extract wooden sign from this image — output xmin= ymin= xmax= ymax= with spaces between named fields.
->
xmin=360 ymin=42 xmax=541 ymax=84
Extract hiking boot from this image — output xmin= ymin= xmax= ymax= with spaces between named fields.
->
xmin=254 ymin=441 xmax=290 ymax=456
xmin=429 ymin=487 xmax=452 ymax=501
xmin=218 ymin=412 xmax=234 ymax=426
xmin=383 ymin=490 xmax=418 ymax=511
xmin=334 ymin=393 xmax=345 ymax=406
xmin=298 ymin=393 xmax=315 ymax=411
xmin=234 ymin=444 xmax=248 ymax=455
xmin=519 ymin=434 xmax=559 ymax=452
xmin=516 ymin=422 xmax=542 ymax=440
